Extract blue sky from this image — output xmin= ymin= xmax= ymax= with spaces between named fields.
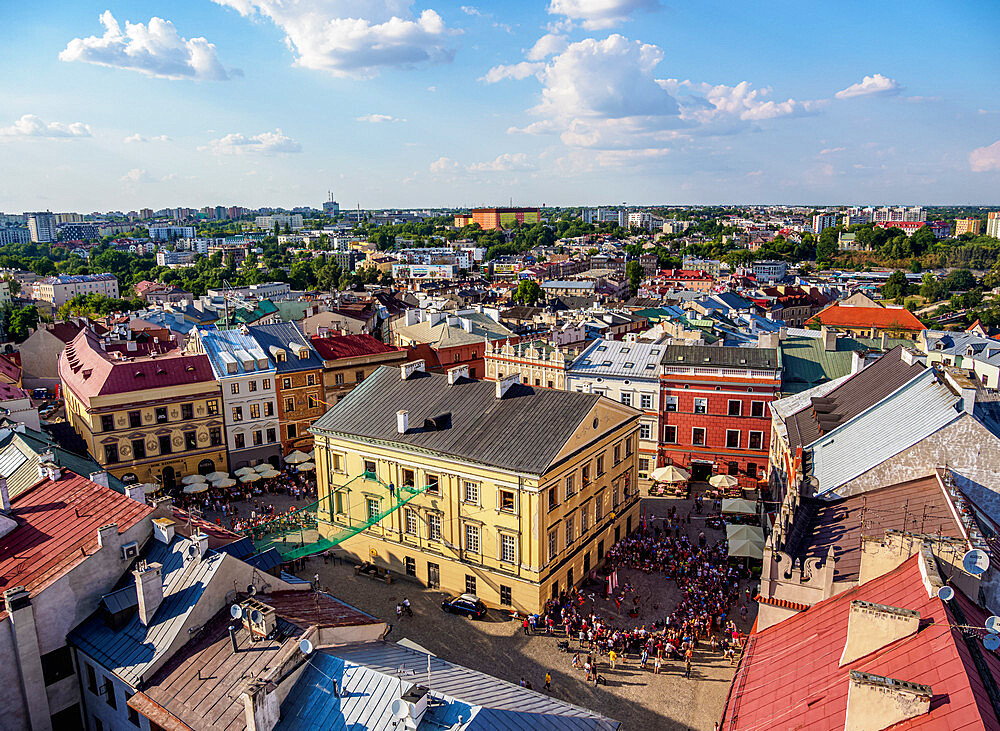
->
xmin=1 ymin=0 xmax=998 ymax=212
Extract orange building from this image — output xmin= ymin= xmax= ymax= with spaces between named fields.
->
xmin=471 ymin=207 xmax=540 ymax=230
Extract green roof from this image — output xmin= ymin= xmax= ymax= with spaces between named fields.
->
xmin=234 ymin=299 xmax=280 ymax=324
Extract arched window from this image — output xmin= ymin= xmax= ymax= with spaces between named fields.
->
xmin=198 ymin=459 xmax=215 ymax=475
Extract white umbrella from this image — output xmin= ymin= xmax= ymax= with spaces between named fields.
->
xmin=722 ymin=498 xmax=758 ymax=515
xmin=258 ymin=469 xmax=280 ymax=479
xmin=206 ymin=471 xmax=229 ymax=482
xmin=726 ymin=524 xmax=766 ymax=559
xmin=253 ymin=463 xmax=273 ymax=473
xmin=285 ymin=450 xmax=310 ymax=464
xmin=650 ymin=465 xmax=690 ymax=483
xmin=183 ymin=482 xmax=209 ymax=494
xmin=240 ymin=473 xmax=262 ymax=483
xmin=139 ymin=483 xmax=160 ymax=495
xmin=709 ymin=474 xmax=740 ymax=489
xmin=296 ymin=461 xmax=315 ymax=472
xmin=234 ymin=466 xmax=256 ymax=477
xmin=182 ymin=474 xmax=208 ymax=485
xmin=213 ymin=477 xmax=237 ymax=489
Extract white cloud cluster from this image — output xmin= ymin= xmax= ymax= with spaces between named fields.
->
xmin=970 ymin=140 xmax=1000 ymax=172
xmin=526 ymin=33 xmax=568 ymax=61
xmin=211 ymin=0 xmax=460 ymax=79
xmin=662 ymin=79 xmax=821 ymax=123
xmin=124 ymin=133 xmax=171 ymax=143
xmin=356 ymin=113 xmax=406 ymax=123
xmin=480 ymin=61 xmax=544 ymax=83
xmin=430 ymin=152 xmax=535 ymax=177
xmin=120 ymin=168 xmax=152 ymax=183
xmin=60 ymin=11 xmax=235 ymax=80
xmin=201 ymin=129 xmax=302 ymax=155
xmin=548 ymin=0 xmax=660 ymax=29
xmin=835 ymin=73 xmax=902 ymax=99
xmin=0 ymin=114 xmax=92 ymax=138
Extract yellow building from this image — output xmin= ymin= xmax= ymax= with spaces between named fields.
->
xmin=58 ymin=328 xmax=228 ymax=489
xmin=311 ymin=361 xmax=641 ymax=613
xmin=954 ymin=218 xmax=981 ymax=236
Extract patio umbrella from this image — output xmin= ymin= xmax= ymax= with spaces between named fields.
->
xmin=240 ymin=473 xmax=262 ymax=483
xmin=183 ymin=482 xmax=209 ymax=494
xmin=650 ymin=465 xmax=690 ymax=483
xmin=296 ymin=461 xmax=315 ymax=472
xmin=139 ymin=483 xmax=160 ymax=495
xmin=234 ymin=466 xmax=257 ymax=477
xmin=258 ymin=468 xmax=280 ymax=479
xmin=709 ymin=474 xmax=740 ymax=489
xmin=722 ymin=498 xmax=758 ymax=515
xmin=285 ymin=450 xmax=310 ymax=464
xmin=726 ymin=524 xmax=766 ymax=558
xmin=182 ymin=474 xmax=208 ymax=485
xmin=212 ymin=477 xmax=237 ymax=489
xmin=206 ymin=471 xmax=229 ymax=482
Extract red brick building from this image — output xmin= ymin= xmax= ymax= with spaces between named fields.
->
xmin=658 ymin=345 xmax=781 ymax=487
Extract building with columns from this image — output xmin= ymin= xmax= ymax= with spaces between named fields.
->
xmin=484 ymin=339 xmax=572 ymax=390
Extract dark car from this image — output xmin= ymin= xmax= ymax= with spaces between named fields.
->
xmin=441 ymin=593 xmax=488 ymax=619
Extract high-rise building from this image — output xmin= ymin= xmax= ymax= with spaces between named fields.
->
xmin=323 ymin=191 xmax=340 ymax=215
xmin=812 ymin=213 xmax=837 ymax=235
xmin=26 ymin=212 xmax=56 ymax=243
xmin=0 ymin=227 xmax=30 ymax=245
xmin=954 ymin=218 xmax=981 ymax=236
xmin=987 ymin=212 xmax=1000 ymax=239
xmin=471 ymin=207 xmax=540 ymax=230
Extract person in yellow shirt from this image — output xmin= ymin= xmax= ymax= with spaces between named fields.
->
xmin=544 ymin=671 xmax=552 ymax=690
xmin=609 ymin=649 xmax=618 ymax=669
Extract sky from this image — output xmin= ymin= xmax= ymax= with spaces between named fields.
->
xmin=1 ymin=0 xmax=999 ymax=212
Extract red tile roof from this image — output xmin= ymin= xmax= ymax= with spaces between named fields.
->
xmin=58 ymin=328 xmax=217 ymax=399
xmin=0 ymin=353 xmax=22 ymax=384
xmin=0 ymin=382 xmax=30 ymax=400
xmin=806 ymin=303 xmax=925 ymax=332
xmin=0 ymin=473 xmax=153 ymax=619
xmin=721 ymin=555 xmax=1000 ymax=731
xmin=310 ymin=334 xmax=403 ymax=361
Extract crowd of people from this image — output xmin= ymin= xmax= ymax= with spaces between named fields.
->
xmin=520 ymin=505 xmax=749 ymax=683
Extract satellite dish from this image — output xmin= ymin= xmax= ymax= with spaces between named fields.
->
xmin=230 ymin=604 xmax=243 ymax=619
xmin=390 ymin=699 xmax=410 ymax=720
xmin=986 ymin=616 xmax=1000 ymax=634
xmin=247 ymin=584 xmax=258 ymax=597
xmin=249 ymin=609 xmax=263 ymax=624
xmin=299 ymin=638 xmax=314 ymax=655
xmin=937 ymin=586 xmax=955 ymax=602
xmin=984 ymin=634 xmax=1000 ymax=652
xmin=962 ymin=549 xmax=990 ymax=576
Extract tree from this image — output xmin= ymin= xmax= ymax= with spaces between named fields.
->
xmin=626 ymin=260 xmax=644 ymax=297
xmin=881 ymin=271 xmax=911 ymax=301
xmin=945 ymin=268 xmax=976 ymax=291
xmin=3 ymin=304 xmax=39 ymax=342
xmin=513 ymin=279 xmax=542 ymax=306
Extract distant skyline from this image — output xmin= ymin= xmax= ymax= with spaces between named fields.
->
xmin=2 ymin=0 xmax=999 ymax=212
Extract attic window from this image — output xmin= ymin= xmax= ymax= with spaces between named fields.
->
xmin=186 ymin=365 xmax=195 ymax=372
xmin=156 ymin=368 xmax=166 ymax=375
xmin=134 ymin=371 xmax=145 ymax=378
xmin=596 ymin=346 xmax=607 ymax=352
xmin=621 ymin=348 xmax=630 ymax=354
xmin=624 ymin=362 xmax=634 ymax=369
xmin=677 ymin=356 xmax=684 ymax=361
xmin=645 ymin=363 xmax=656 ymax=370
xmin=602 ymin=361 xmax=612 ymax=367
xmin=703 ymin=357 xmax=711 ymax=362
xmin=739 ymin=359 xmax=747 ymax=365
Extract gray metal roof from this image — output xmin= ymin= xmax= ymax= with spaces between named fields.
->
xmin=70 ymin=536 xmax=226 ymax=687
xmin=568 ymin=338 xmax=663 ymax=379
xmin=247 ymin=322 xmax=324 ymax=373
xmin=311 ymin=366 xmax=616 ymax=475
xmin=660 ymin=344 xmax=780 ymax=370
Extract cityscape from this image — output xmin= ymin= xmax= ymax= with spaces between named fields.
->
xmin=2 ymin=2 xmax=1000 ymax=731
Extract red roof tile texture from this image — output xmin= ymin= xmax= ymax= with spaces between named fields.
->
xmin=309 ymin=334 xmax=402 ymax=361
xmin=806 ymin=303 xmax=925 ymax=331
xmin=0 ymin=473 xmax=152 ymax=618
xmin=262 ymin=590 xmax=381 ymax=629
xmin=721 ymin=555 xmax=1000 ymax=731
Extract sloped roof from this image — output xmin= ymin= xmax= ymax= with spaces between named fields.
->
xmin=393 ymin=312 xmax=513 ymax=348
xmin=311 ymin=366 xmax=625 ymax=475
xmin=568 ymin=338 xmax=664 ymax=379
xmin=806 ymin=303 xmax=925 ymax=331
xmin=247 ymin=322 xmax=323 ymax=373
xmin=660 ymin=344 xmax=780 ymax=370
xmin=720 ymin=555 xmax=1000 ymax=731
xmin=309 ymin=334 xmax=402 ymax=361
xmin=0 ymin=474 xmax=152 ymax=619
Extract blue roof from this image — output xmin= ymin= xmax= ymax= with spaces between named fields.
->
xmin=199 ymin=327 xmax=276 ymax=379
xmin=247 ymin=322 xmax=324 ymax=373
xmin=70 ymin=536 xmax=227 ymax=687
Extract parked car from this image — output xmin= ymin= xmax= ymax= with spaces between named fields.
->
xmin=441 ymin=594 xmax=488 ymax=619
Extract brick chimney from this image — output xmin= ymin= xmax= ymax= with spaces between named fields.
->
xmin=0 ymin=478 xmax=10 ymax=512
xmin=496 ymin=373 xmax=520 ymax=399
xmin=447 ymin=364 xmax=469 ymax=385
xmin=821 ymin=326 xmax=837 ymax=351
xmin=839 ymin=601 xmax=920 ymax=666
xmin=194 ymin=530 xmax=210 ymax=560
xmin=97 ymin=523 xmax=119 ymax=551
xmin=845 ymin=670 xmax=931 ymax=731
xmin=134 ymin=562 xmax=164 ymax=626
xmin=242 ymin=681 xmax=280 ymax=731
xmin=400 ymin=360 xmax=425 ymax=380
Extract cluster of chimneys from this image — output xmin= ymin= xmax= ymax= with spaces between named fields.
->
xmin=132 ymin=520 xmax=211 ymax=626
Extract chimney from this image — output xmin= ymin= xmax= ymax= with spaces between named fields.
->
xmin=126 ymin=484 xmax=147 ymax=505
xmin=0 ymin=478 xmax=9 ymax=512
xmin=496 ymin=373 xmax=520 ymax=399
xmin=152 ymin=517 xmax=176 ymax=544
xmin=822 ymin=326 xmax=837 ymax=352
xmin=460 ymin=317 xmax=473 ymax=333
xmin=839 ymin=601 xmax=920 ymax=667
xmin=195 ymin=530 xmax=210 ymax=559
xmin=89 ymin=471 xmax=110 ymax=489
xmin=900 ymin=348 xmax=925 ymax=367
xmin=242 ymin=681 xmax=280 ymax=731
xmin=97 ymin=523 xmax=119 ymax=550
xmin=400 ymin=360 xmax=425 ymax=380
xmin=447 ymin=365 xmax=469 ymax=384
xmin=134 ymin=562 xmax=164 ymax=626
xmin=880 ymin=331 xmax=889 ymax=350
xmin=845 ymin=671 xmax=931 ymax=731
xmin=851 ymin=350 xmax=865 ymax=374
xmin=397 ymin=410 xmax=409 ymax=434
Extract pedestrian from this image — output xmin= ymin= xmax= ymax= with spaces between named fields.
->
xmin=684 ymin=654 xmax=692 ymax=679
xmin=654 ymin=655 xmax=662 ymax=674
xmin=402 ymin=598 xmax=412 ymax=616
xmin=584 ymin=662 xmax=592 ymax=681
xmin=572 ymin=653 xmax=581 ymax=670
xmin=544 ymin=671 xmax=552 ymax=691
xmin=608 ymin=649 xmax=617 ymax=670
xmin=312 ymin=573 xmax=319 ymax=590
xmin=519 ymin=677 xmax=526 ymax=687
xmin=522 ymin=617 xmax=531 ymax=636
xmin=396 ymin=603 xmax=403 ymax=619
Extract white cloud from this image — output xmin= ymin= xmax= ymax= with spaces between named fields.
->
xmin=834 ymin=73 xmax=902 ymax=100
xmin=819 ymin=146 xmax=846 ymax=155
xmin=0 ymin=114 xmax=92 ymax=138
xmin=548 ymin=0 xmax=659 ymax=29
xmin=970 ymin=140 xmax=1000 ymax=172
xmin=467 ymin=153 xmax=534 ymax=172
xmin=211 ymin=0 xmax=460 ymax=79
xmin=661 ymin=79 xmax=819 ymax=123
xmin=480 ymin=61 xmax=544 ymax=83
xmin=124 ymin=133 xmax=171 ymax=143
xmin=429 ymin=156 xmax=461 ymax=174
xmin=525 ymin=33 xmax=568 ymax=61
xmin=460 ymin=5 xmax=482 ymax=15
xmin=120 ymin=168 xmax=152 ymax=183
xmin=60 ymin=11 xmax=236 ymax=81
xmin=355 ymin=113 xmax=406 ymax=123
xmin=201 ymin=129 xmax=302 ymax=155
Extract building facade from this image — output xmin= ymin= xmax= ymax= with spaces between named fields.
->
xmin=659 ymin=345 xmax=781 ymax=486
xmin=31 ymin=273 xmax=119 ymax=308
xmin=988 ymin=211 xmax=1000 ymax=239
xmin=58 ymin=329 xmax=227 ymax=488
xmin=247 ymin=322 xmax=325 ymax=456
xmin=471 ymin=207 xmax=540 ymax=230
xmin=27 ymin=212 xmax=57 ymax=243
xmin=484 ymin=339 xmax=572 ymax=390
xmin=311 ymin=364 xmax=641 ymax=614
xmin=310 ymin=333 xmax=409 ymax=404
xmin=193 ymin=327 xmax=282 ymax=469
xmin=954 ymin=218 xmax=981 ymax=236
